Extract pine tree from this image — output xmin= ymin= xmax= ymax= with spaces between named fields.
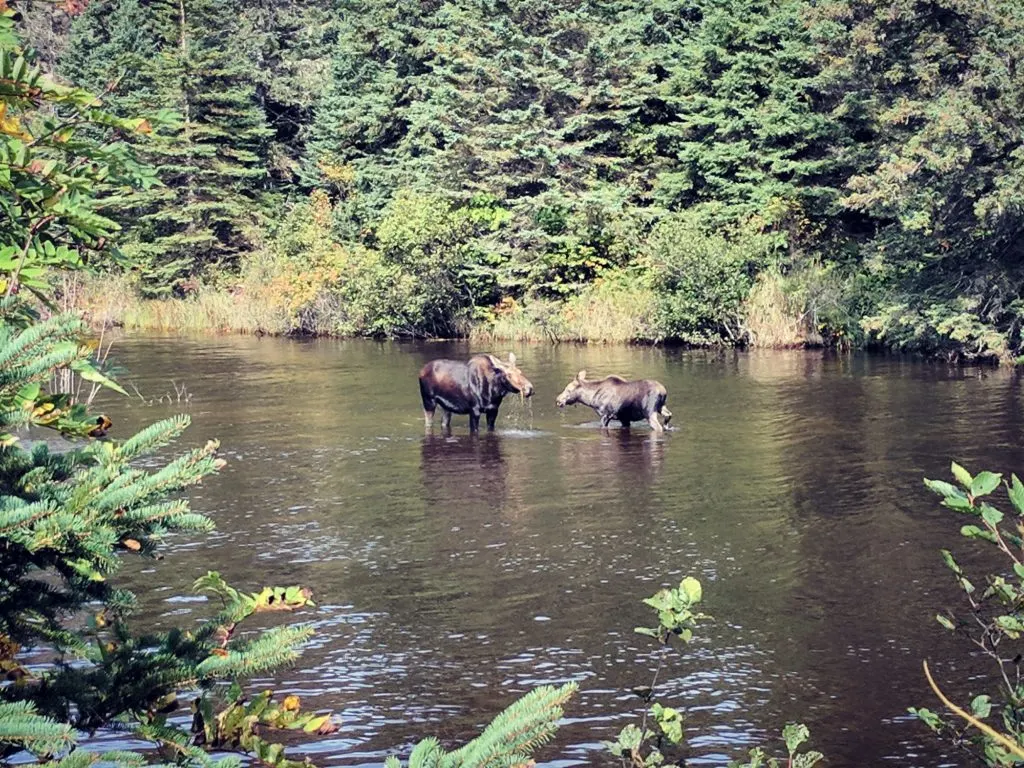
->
xmin=307 ymin=0 xmax=670 ymax=295
xmin=61 ymin=0 xmax=274 ymax=296
xmin=646 ymin=0 xmax=848 ymax=234
xmin=809 ymin=0 xmax=1024 ymax=358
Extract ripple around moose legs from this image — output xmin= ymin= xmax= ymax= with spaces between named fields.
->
xmin=102 ymin=337 xmax=1024 ymax=767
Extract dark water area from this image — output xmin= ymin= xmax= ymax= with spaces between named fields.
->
xmin=90 ymin=335 xmax=1024 ymax=767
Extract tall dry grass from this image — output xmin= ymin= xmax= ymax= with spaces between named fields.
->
xmin=472 ymin=275 xmax=657 ymax=344
xmin=743 ymin=270 xmax=812 ymax=348
xmin=62 ymin=271 xmax=295 ymax=335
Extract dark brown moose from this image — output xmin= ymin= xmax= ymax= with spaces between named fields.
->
xmin=419 ymin=353 xmax=535 ymax=433
xmin=555 ymin=370 xmax=672 ymax=432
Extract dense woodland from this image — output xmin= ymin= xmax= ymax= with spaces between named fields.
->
xmin=6 ymin=5 xmax=1024 ymax=766
xmin=14 ymin=0 xmax=1024 ymax=359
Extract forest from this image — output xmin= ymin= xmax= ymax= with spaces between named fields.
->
xmin=10 ymin=0 xmax=1024 ymax=359
xmin=8 ymin=3 xmax=1024 ymax=766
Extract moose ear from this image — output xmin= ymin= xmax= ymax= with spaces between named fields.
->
xmin=508 ymin=352 xmax=517 ymax=366
xmin=576 ymin=370 xmax=587 ymax=382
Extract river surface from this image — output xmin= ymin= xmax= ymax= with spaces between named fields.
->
xmin=94 ymin=335 xmax=1024 ymax=767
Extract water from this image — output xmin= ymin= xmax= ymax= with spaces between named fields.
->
xmin=93 ymin=335 xmax=1024 ymax=766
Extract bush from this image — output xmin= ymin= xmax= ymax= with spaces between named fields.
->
xmin=236 ymin=190 xmax=348 ymax=335
xmin=472 ymin=269 xmax=656 ymax=344
xmin=913 ymin=464 xmax=1024 ymax=763
xmin=642 ymin=215 xmax=768 ymax=345
xmin=744 ymin=262 xmax=862 ymax=349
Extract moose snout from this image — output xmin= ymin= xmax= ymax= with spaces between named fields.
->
xmin=523 ymin=383 xmax=535 ymax=398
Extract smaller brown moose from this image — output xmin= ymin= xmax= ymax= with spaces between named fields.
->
xmin=555 ymin=370 xmax=672 ymax=432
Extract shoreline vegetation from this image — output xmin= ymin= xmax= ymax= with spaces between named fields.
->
xmin=66 ymin=267 xmax=830 ymax=350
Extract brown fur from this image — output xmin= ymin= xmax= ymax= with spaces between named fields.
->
xmin=419 ymin=352 xmax=534 ymax=433
xmin=555 ymin=370 xmax=671 ymax=432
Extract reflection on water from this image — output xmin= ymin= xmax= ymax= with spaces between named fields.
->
xmin=96 ymin=337 xmax=1024 ymax=767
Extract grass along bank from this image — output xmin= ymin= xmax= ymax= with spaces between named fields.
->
xmin=59 ymin=192 xmax=1006 ymax=360
xmin=65 ymin=266 xmax=835 ymax=350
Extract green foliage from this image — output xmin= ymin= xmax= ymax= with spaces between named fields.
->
xmin=8 ymin=0 xmax=1021 ymax=358
xmin=0 ymin=10 xmax=157 ymax=302
xmin=634 ymin=576 xmax=709 ymax=644
xmin=1 ymin=12 xmax=338 ymax=768
xmin=727 ymin=723 xmax=823 ymax=768
xmin=61 ymin=0 xmax=274 ymax=296
xmin=652 ymin=0 xmax=846 ymax=231
xmin=382 ymin=682 xmax=577 ymax=768
xmin=643 ymin=216 xmax=768 ymax=345
xmin=813 ymin=0 xmax=1024 ymax=361
xmin=607 ymin=577 xmax=710 ymax=767
xmin=915 ymin=463 xmax=1024 ymax=764
xmin=0 ymin=301 xmax=335 ymax=768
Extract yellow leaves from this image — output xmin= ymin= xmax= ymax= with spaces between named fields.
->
xmin=88 ymin=414 xmax=113 ymax=437
xmin=282 ymin=695 xmax=301 ymax=712
xmin=317 ymin=161 xmax=355 ymax=186
xmin=210 ymin=648 xmax=229 ymax=658
xmin=135 ymin=119 xmax=153 ymax=135
xmin=0 ymin=102 xmax=31 ymax=141
xmin=122 ymin=538 xmax=141 ymax=551
xmin=303 ymin=714 xmax=338 ymax=735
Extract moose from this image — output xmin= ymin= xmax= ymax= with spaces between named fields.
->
xmin=419 ymin=353 xmax=535 ymax=433
xmin=555 ymin=370 xmax=672 ymax=432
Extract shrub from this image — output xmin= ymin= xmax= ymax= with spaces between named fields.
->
xmin=913 ymin=464 xmax=1024 ymax=763
xmin=643 ymin=215 xmax=767 ymax=345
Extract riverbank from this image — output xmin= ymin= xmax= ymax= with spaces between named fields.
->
xmin=67 ymin=270 xmax=827 ymax=349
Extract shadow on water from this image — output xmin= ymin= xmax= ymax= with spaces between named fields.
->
xmin=420 ymin=433 xmax=507 ymax=514
xmin=97 ymin=337 xmax=1024 ymax=767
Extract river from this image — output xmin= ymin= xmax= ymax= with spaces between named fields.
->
xmin=95 ymin=335 xmax=1024 ymax=767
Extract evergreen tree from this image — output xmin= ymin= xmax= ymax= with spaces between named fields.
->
xmin=3 ymin=11 xmax=572 ymax=767
xmin=61 ymin=0 xmax=273 ymax=296
xmin=648 ymin=0 xmax=848 ymax=234
xmin=810 ymin=0 xmax=1024 ymax=359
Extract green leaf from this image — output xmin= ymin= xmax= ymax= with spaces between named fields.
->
xmin=909 ymin=707 xmax=943 ymax=731
xmin=940 ymin=550 xmax=963 ymax=575
xmin=70 ymin=358 xmax=128 ymax=395
xmin=680 ymin=576 xmax=702 ymax=604
xmin=936 ymin=614 xmax=955 ymax=631
xmin=970 ymin=695 xmax=992 ymax=719
xmin=1009 ymin=475 xmax=1024 ymax=516
xmin=981 ymin=505 xmax=1004 ymax=527
xmin=995 ymin=614 xmax=1024 ymax=638
xmin=782 ymin=723 xmax=810 ymax=754
xmin=924 ymin=479 xmax=966 ymax=500
xmin=971 ymin=471 xmax=1002 ymax=498
xmin=651 ymin=704 xmax=684 ymax=745
xmin=792 ymin=751 xmax=824 ymax=768
xmin=14 ymin=381 xmax=40 ymax=408
xmin=951 ymin=462 xmax=973 ymax=488
xmin=961 ymin=525 xmax=997 ymax=543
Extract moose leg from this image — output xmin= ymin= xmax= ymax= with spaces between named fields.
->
xmin=420 ymin=381 xmax=436 ymax=430
xmin=441 ymin=409 xmax=452 ymax=435
xmin=620 ymin=420 xmax=631 ymax=429
xmin=485 ymin=410 xmax=498 ymax=431
xmin=469 ymin=411 xmax=481 ymax=433
xmin=648 ymin=412 xmax=664 ymax=433
xmin=600 ymin=411 xmax=613 ymax=428
xmin=661 ymin=406 xmax=672 ymax=425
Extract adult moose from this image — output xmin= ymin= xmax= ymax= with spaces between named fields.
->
xmin=555 ymin=370 xmax=672 ymax=432
xmin=419 ymin=353 xmax=535 ymax=433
